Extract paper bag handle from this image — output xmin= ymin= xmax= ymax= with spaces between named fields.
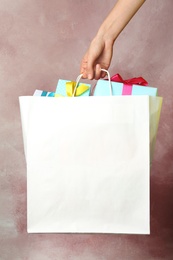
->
xmin=73 ymin=69 xmax=113 ymax=97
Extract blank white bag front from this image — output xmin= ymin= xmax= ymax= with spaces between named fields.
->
xmin=19 ymin=95 xmax=155 ymax=234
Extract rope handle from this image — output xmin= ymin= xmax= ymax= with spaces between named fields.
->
xmin=72 ymin=69 xmax=113 ymax=97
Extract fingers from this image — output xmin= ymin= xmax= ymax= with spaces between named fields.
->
xmin=95 ymin=64 xmax=102 ymax=80
xmin=87 ymin=51 xmax=99 ymax=80
xmin=80 ymin=39 xmax=112 ymax=80
xmin=100 ymin=70 xmax=107 ymax=78
xmin=80 ymin=53 xmax=88 ymax=79
xmin=80 ymin=48 xmax=97 ymax=80
xmin=81 ymin=55 xmax=107 ymax=80
xmin=81 ymin=61 xmax=107 ymax=80
xmin=80 ymin=57 xmax=97 ymax=80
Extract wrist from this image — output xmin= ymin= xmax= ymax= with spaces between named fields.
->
xmin=96 ymin=27 xmax=117 ymax=47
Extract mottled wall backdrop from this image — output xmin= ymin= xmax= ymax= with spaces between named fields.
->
xmin=0 ymin=0 xmax=173 ymax=259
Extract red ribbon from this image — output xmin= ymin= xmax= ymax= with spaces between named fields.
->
xmin=110 ymin=74 xmax=148 ymax=86
xmin=109 ymin=74 xmax=148 ymax=95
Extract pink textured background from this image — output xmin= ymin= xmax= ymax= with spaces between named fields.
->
xmin=0 ymin=0 xmax=173 ymax=259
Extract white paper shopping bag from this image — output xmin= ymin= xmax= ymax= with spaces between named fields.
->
xmin=19 ymin=93 xmax=161 ymax=235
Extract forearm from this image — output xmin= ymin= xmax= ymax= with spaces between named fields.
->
xmin=97 ymin=0 xmax=146 ymax=43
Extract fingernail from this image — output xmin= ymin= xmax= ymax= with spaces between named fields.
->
xmin=88 ymin=74 xmax=92 ymax=80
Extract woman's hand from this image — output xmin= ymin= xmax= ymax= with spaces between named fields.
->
xmin=80 ymin=36 xmax=114 ymax=80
